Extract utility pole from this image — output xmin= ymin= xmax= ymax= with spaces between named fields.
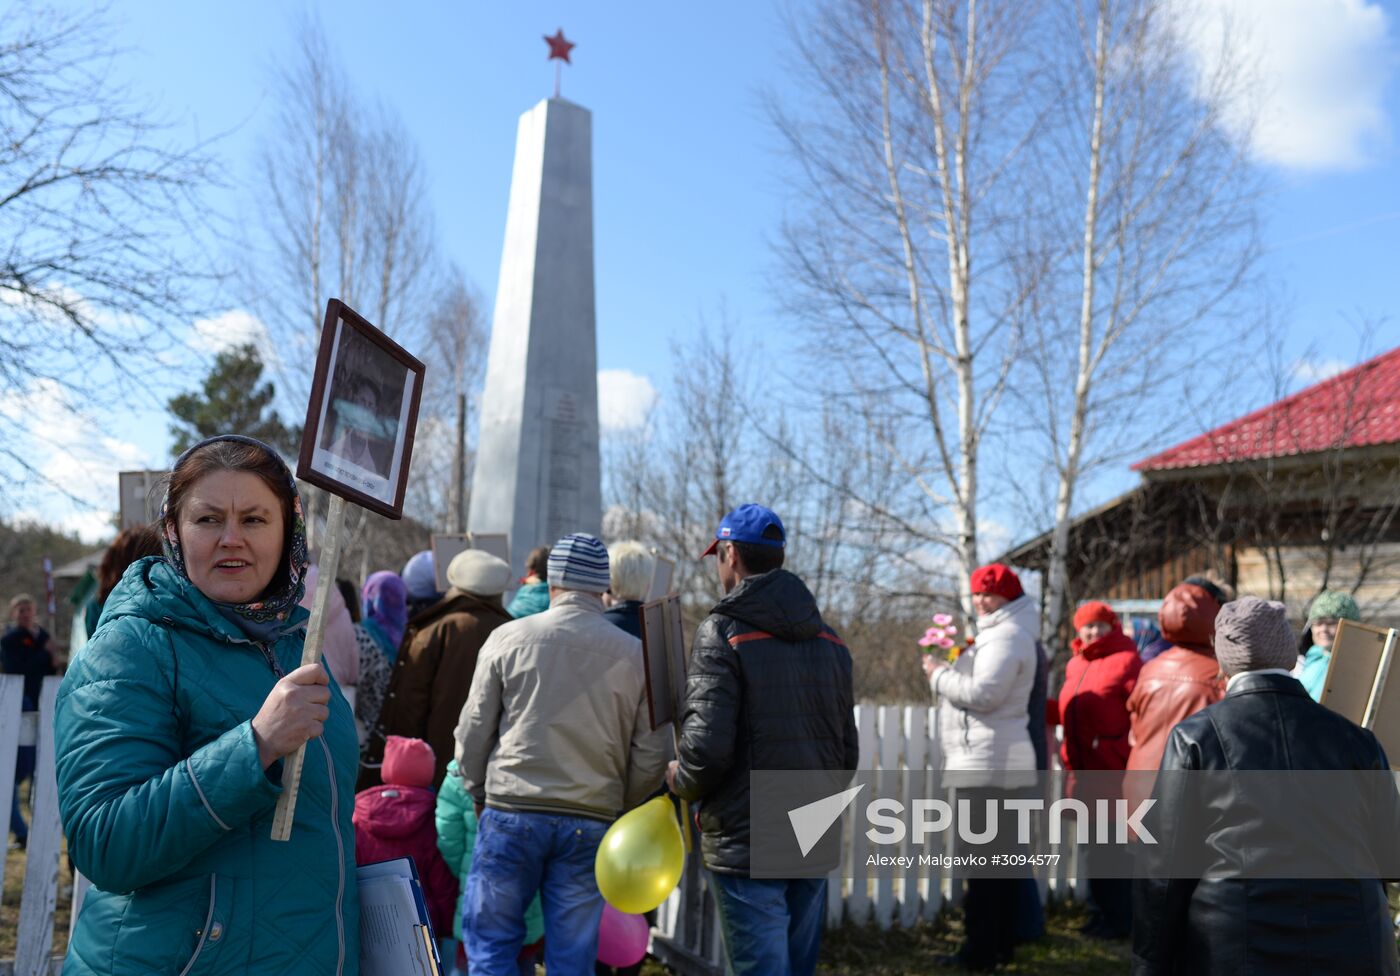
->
xmin=454 ymin=389 xmax=467 ymax=533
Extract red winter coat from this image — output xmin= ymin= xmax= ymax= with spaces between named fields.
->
xmin=1052 ymin=630 xmax=1141 ymax=801
xmin=353 ymin=784 xmax=459 ymax=939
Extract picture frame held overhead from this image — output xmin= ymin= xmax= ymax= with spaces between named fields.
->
xmin=272 ymin=299 xmax=426 ymax=843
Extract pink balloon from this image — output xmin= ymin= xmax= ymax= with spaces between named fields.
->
xmin=597 ymin=903 xmax=649 ymax=967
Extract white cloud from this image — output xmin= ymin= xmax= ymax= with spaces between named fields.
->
xmin=1291 ymin=356 xmax=1350 ymax=384
xmin=597 ymin=369 xmax=658 ymax=433
xmin=188 ymin=309 xmax=271 ymax=355
xmin=0 ymin=378 xmax=155 ymax=543
xmin=1173 ymin=0 xmax=1394 ymax=170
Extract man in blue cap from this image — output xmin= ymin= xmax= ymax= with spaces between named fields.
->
xmin=668 ymin=504 xmax=858 ymax=976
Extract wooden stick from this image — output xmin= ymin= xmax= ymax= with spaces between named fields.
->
xmin=271 ymin=492 xmax=347 ymax=841
xmin=1362 ymin=627 xmax=1399 ymax=731
xmin=672 ymin=724 xmax=693 ymax=855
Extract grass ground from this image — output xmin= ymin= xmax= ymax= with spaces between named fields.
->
xmin=636 ymin=899 xmax=1132 ymax=975
xmin=812 ymin=899 xmax=1132 ymax=975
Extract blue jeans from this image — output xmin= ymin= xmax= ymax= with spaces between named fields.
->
xmin=709 ymin=873 xmax=826 ymax=976
xmin=464 ymin=808 xmax=609 ymax=976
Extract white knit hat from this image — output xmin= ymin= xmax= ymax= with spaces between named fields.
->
xmin=446 ymin=550 xmax=511 ymax=597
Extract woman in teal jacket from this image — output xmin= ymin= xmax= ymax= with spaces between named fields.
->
xmin=56 ymin=435 xmax=359 ymax=976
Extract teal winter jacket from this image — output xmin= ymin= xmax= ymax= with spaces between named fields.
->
xmin=1298 ymin=644 xmax=1331 ymax=701
xmin=505 ymin=580 xmax=550 ymax=619
xmin=56 ymin=557 xmax=360 ymax=976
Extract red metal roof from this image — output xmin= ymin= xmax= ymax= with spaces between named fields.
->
xmin=1134 ymin=346 xmax=1400 ymax=472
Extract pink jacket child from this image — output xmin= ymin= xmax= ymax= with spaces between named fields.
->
xmin=353 ymin=735 xmax=459 ymax=939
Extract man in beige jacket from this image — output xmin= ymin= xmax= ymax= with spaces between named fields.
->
xmin=453 ymin=532 xmax=667 ymax=975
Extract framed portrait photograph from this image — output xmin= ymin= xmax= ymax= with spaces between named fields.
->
xmin=298 ymin=299 xmax=425 ymax=519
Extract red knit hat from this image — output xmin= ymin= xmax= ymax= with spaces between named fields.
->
xmin=969 ymin=563 xmax=1023 ymax=601
xmin=1072 ymin=600 xmax=1119 ymax=631
xmin=382 ymin=735 xmax=435 ymax=788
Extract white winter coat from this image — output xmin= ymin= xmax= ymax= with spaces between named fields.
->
xmin=932 ymin=595 xmax=1038 ymax=777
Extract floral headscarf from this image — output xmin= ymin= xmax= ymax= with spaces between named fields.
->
xmin=361 ymin=571 xmax=407 ymax=663
xmin=161 ymin=434 xmax=309 ymax=639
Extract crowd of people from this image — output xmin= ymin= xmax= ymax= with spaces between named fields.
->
xmin=4 ymin=430 xmax=1394 ymax=975
xmin=926 ymin=562 xmax=1398 ymax=974
xmin=20 ymin=435 xmax=854 ymax=976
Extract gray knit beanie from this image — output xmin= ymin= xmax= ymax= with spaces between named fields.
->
xmin=1214 ymin=596 xmax=1296 ymax=676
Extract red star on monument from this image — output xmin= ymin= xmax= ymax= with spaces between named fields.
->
xmin=544 ymin=29 xmax=575 ymax=64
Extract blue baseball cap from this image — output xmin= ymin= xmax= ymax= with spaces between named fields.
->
xmin=701 ymin=503 xmax=787 ymax=557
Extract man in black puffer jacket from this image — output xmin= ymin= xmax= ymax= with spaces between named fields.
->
xmin=667 ymin=504 xmax=857 ymax=976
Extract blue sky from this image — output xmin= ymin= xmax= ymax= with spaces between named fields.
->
xmin=8 ymin=0 xmax=1400 ymax=541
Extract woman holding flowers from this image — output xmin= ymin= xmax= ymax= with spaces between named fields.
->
xmin=921 ymin=562 xmax=1040 ymax=972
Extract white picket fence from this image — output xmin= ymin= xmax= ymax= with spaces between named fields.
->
xmin=1 ymin=675 xmax=71 ymax=975
xmin=2 ymin=688 xmax=1085 ymax=975
xmin=651 ymin=703 xmax=1089 ymax=973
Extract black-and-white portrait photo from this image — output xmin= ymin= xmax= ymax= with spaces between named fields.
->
xmin=318 ymin=330 xmax=405 ymax=481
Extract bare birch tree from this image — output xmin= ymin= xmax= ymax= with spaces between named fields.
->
xmin=1024 ymin=0 xmax=1260 ymax=644
xmin=248 ymin=21 xmax=436 ymax=391
xmin=602 ymin=320 xmax=941 ymax=700
xmin=244 ymin=20 xmax=438 ymax=546
xmin=772 ymin=0 xmax=1041 ymax=615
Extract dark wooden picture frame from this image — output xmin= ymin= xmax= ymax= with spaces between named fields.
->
xmin=297 ymin=299 xmax=425 ymax=520
xmin=640 ymin=594 xmax=688 ymax=732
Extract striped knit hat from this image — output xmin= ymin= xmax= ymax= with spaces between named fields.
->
xmin=547 ymin=533 xmax=611 ymax=594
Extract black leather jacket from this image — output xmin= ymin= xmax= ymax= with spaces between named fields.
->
xmin=672 ymin=569 xmax=858 ymax=874
xmin=1132 ymin=672 xmax=1400 ymax=975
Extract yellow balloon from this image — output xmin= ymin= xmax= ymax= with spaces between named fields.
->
xmin=595 ymin=796 xmax=685 ymax=914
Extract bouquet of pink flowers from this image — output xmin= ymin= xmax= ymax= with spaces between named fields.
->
xmin=918 ymin=613 xmax=962 ymax=662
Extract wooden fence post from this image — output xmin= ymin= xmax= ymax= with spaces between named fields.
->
xmin=0 ymin=677 xmax=22 ymax=901
xmin=15 ymin=676 xmax=62 ymax=976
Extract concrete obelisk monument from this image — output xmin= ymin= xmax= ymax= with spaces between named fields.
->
xmin=469 ymin=29 xmax=602 ymax=577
